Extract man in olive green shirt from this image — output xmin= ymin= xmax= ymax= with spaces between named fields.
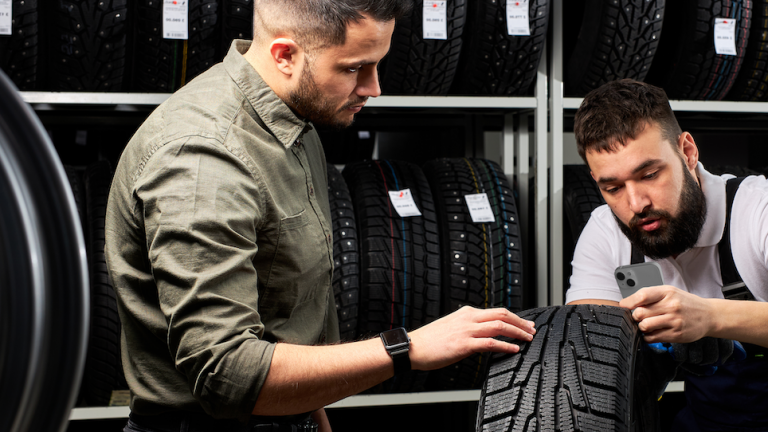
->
xmin=106 ymin=1 xmax=537 ymax=431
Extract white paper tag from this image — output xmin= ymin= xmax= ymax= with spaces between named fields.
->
xmin=163 ymin=0 xmax=189 ymax=40
xmin=506 ymin=0 xmax=530 ymax=36
xmin=423 ymin=1 xmax=447 ymax=40
xmin=0 ymin=0 xmax=12 ymax=36
xmin=388 ymin=189 xmax=422 ymax=217
xmin=714 ymin=18 xmax=737 ymax=56
xmin=465 ymin=193 xmax=496 ymax=223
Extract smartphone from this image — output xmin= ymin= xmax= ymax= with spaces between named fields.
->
xmin=614 ymin=262 xmax=664 ymax=298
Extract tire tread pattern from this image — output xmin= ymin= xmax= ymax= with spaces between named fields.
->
xmin=0 ymin=0 xmax=39 ymax=90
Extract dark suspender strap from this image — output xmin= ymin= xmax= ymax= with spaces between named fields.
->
xmin=630 ymin=244 xmax=644 ymax=265
xmin=720 ymin=177 xmax=754 ymax=301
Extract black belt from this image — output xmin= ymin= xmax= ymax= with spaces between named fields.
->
xmin=129 ymin=411 xmax=318 ymax=432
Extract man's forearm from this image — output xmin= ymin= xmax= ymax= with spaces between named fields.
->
xmin=252 ymin=338 xmax=392 ymax=416
xmin=709 ymin=298 xmax=768 ymax=348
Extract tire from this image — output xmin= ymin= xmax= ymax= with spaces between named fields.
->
xmin=564 ymin=0 xmax=665 ymax=97
xmin=379 ymin=0 xmax=465 ymax=95
xmin=476 ymin=305 xmax=661 ymax=432
xmin=726 ymin=0 xmax=768 ymax=101
xmin=48 ymin=0 xmax=128 ymax=91
xmin=220 ymin=0 xmax=253 ymax=59
xmin=327 ymin=163 xmax=361 ymax=342
xmin=451 ymin=0 xmax=549 ymax=96
xmin=0 ymin=0 xmax=40 ymax=90
xmin=646 ymin=0 xmax=751 ymax=101
xmin=563 ymin=164 xmax=605 ymax=244
xmin=132 ymin=0 xmax=219 ymax=92
xmin=423 ymin=157 xmax=524 ymax=390
xmin=343 ymin=159 xmax=441 ymax=392
xmin=79 ymin=160 xmax=126 ymax=406
xmin=0 ymin=69 xmax=89 ymax=432
xmin=63 ymin=165 xmax=86 ymax=233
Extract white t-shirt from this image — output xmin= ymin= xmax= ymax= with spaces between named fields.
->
xmin=566 ymin=164 xmax=768 ymax=304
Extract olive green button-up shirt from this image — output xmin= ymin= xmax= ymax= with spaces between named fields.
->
xmin=105 ymin=40 xmax=339 ymax=421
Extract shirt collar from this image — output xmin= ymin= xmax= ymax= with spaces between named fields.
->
xmin=223 ymin=40 xmax=311 ymax=149
xmin=694 ymin=162 xmax=727 ymax=248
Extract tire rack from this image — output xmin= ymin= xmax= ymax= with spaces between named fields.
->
xmin=20 ymin=90 xmax=549 ymax=419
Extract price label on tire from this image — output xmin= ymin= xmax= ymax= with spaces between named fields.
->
xmin=0 ymin=0 xmax=11 ymax=36
xmin=465 ymin=193 xmax=496 ymax=223
xmin=423 ymin=1 xmax=447 ymax=40
xmin=714 ymin=18 xmax=737 ymax=56
xmin=388 ymin=189 xmax=422 ymax=217
xmin=506 ymin=0 xmax=530 ymax=36
xmin=163 ymin=0 xmax=189 ymax=40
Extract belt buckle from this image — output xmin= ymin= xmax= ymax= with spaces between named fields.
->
xmin=297 ymin=419 xmax=318 ymax=432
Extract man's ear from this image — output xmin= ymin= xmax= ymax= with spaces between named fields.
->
xmin=269 ymin=38 xmax=302 ymax=77
xmin=678 ymin=132 xmax=699 ymax=171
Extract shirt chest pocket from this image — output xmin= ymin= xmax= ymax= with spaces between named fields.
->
xmin=261 ymin=209 xmax=331 ymax=313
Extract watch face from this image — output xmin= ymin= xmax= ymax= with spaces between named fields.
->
xmin=382 ymin=328 xmax=409 ymax=346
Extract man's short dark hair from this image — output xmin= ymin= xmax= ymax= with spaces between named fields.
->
xmin=573 ymin=79 xmax=682 ymax=163
xmin=253 ymin=0 xmax=413 ymax=51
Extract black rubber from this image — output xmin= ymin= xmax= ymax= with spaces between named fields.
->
xmin=423 ymin=157 xmax=524 ymax=390
xmin=0 ymin=69 xmax=89 ymax=432
xmin=63 ymin=165 xmax=86 ymax=235
xmin=379 ymin=0 xmax=465 ymax=95
xmin=0 ymin=0 xmax=39 ymax=90
xmin=220 ymin=0 xmax=253 ymax=59
xmin=326 ymin=163 xmax=361 ymax=342
xmin=132 ymin=0 xmax=219 ymax=92
xmin=343 ymin=159 xmax=441 ymax=392
xmin=476 ymin=305 xmax=661 ymax=432
xmin=726 ymin=0 xmax=768 ymax=101
xmin=564 ymin=0 xmax=665 ymax=97
xmin=451 ymin=0 xmax=549 ymax=96
xmin=80 ymin=160 xmax=126 ymax=406
xmin=48 ymin=0 xmax=128 ymax=91
xmin=646 ymin=0 xmax=751 ymax=100
xmin=563 ymin=164 xmax=605 ymax=244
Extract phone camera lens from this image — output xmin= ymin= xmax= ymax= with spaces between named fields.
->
xmin=617 ymin=272 xmax=625 ymax=281
xmin=627 ymin=279 xmax=636 ymax=287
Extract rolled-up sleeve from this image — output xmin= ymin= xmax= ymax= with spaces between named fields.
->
xmin=138 ymin=136 xmax=273 ymax=419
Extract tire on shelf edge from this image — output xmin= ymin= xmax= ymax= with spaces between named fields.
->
xmin=451 ymin=0 xmax=549 ymax=96
xmin=343 ymin=159 xmax=441 ymax=392
xmin=645 ymin=0 xmax=751 ymax=100
xmin=423 ymin=157 xmax=524 ymax=390
xmin=726 ymin=0 xmax=768 ymax=101
xmin=379 ymin=0 xmax=466 ymax=95
xmin=564 ymin=0 xmax=665 ymax=97
xmin=326 ymin=163 xmax=361 ymax=342
xmin=0 ymin=0 xmax=40 ymax=91
xmin=476 ymin=305 xmax=662 ymax=432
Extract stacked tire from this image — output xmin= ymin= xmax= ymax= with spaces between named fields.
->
xmin=423 ymin=158 xmax=524 ymax=390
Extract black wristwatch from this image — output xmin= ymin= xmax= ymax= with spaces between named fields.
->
xmin=380 ymin=327 xmax=411 ymax=376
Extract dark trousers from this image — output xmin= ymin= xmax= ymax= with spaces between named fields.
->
xmin=124 ymin=412 xmax=318 ymax=432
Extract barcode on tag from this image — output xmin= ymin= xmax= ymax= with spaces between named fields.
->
xmin=0 ymin=0 xmax=11 ymax=36
xmin=506 ymin=0 xmax=530 ymax=36
xmin=423 ymin=1 xmax=447 ymax=40
xmin=714 ymin=17 xmax=737 ymax=56
xmin=388 ymin=189 xmax=423 ymax=218
xmin=163 ymin=0 xmax=189 ymax=40
xmin=465 ymin=193 xmax=496 ymax=223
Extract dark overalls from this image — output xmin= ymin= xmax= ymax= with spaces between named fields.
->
xmin=632 ymin=177 xmax=768 ymax=431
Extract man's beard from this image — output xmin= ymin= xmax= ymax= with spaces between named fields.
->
xmin=287 ymin=64 xmax=366 ymax=130
xmin=614 ymin=160 xmax=707 ymax=260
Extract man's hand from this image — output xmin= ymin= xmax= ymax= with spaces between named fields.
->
xmin=619 ymin=285 xmax=714 ymax=343
xmin=408 ymin=306 xmax=536 ymax=371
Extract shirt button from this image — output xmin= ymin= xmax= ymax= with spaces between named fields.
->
xmin=326 ymin=234 xmax=331 ymax=243
xmin=309 ymin=186 xmax=314 ymax=196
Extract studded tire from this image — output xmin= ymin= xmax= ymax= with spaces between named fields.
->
xmin=343 ymin=159 xmax=441 ymax=392
xmin=476 ymin=305 xmax=661 ymax=432
xmin=220 ymin=0 xmax=253 ymax=59
xmin=646 ymin=0 xmax=751 ymax=100
xmin=451 ymin=0 xmax=550 ymax=96
xmin=563 ymin=164 xmax=605 ymax=244
xmin=0 ymin=0 xmax=40 ymax=90
xmin=131 ymin=0 xmax=219 ymax=92
xmin=564 ymin=0 xmax=665 ymax=97
xmin=423 ymin=157 xmax=524 ymax=390
xmin=726 ymin=0 xmax=768 ymax=101
xmin=379 ymin=0 xmax=466 ymax=95
xmin=326 ymin=163 xmax=361 ymax=342
xmin=48 ymin=0 xmax=129 ymax=91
